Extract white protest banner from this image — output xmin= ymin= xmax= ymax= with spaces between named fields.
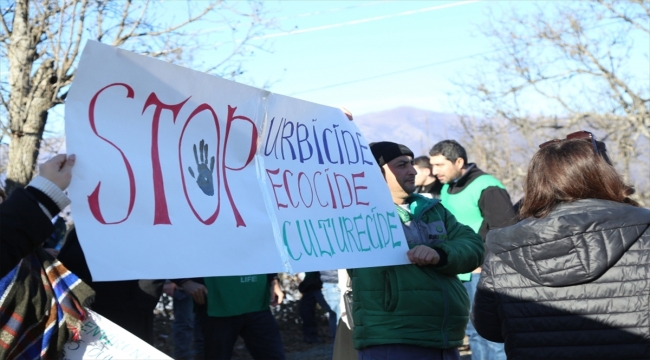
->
xmin=63 ymin=310 xmax=171 ymax=360
xmin=65 ymin=41 xmax=409 ymax=281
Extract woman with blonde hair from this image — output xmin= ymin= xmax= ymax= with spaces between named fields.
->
xmin=471 ymin=131 xmax=650 ymax=359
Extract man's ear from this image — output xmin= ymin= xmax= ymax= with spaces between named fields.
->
xmin=454 ymin=157 xmax=465 ymax=169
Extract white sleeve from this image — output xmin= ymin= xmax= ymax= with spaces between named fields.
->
xmin=27 ymin=176 xmax=71 ymax=218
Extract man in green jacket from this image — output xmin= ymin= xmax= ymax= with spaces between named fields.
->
xmin=349 ymin=141 xmax=484 ymax=360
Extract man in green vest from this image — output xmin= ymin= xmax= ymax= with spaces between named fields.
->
xmin=429 ymin=139 xmax=517 ymax=360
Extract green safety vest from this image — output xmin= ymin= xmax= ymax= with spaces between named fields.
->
xmin=204 ymin=274 xmax=270 ymax=317
xmin=441 ymin=174 xmax=506 ymax=281
xmin=440 ymin=174 xmax=506 ymax=233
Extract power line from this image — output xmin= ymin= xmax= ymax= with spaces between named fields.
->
xmin=199 ymin=1 xmax=392 ymax=35
xmin=215 ymin=0 xmax=480 ymax=45
xmin=257 ymin=1 xmax=479 ymax=40
xmin=275 ymin=1 xmax=392 ymax=21
xmin=288 ymin=48 xmax=500 ymax=96
xmin=286 ymin=15 xmax=627 ymax=96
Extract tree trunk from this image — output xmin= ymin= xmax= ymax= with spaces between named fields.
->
xmin=5 ymin=0 xmax=53 ymax=195
xmin=5 ymin=107 xmax=49 ymax=195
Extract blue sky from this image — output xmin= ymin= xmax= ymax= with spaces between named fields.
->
xmin=42 ymin=0 xmax=648 ymax=135
xmin=239 ymin=0 xmax=491 ymax=115
xmin=45 ymin=0 xmax=490 ymax=135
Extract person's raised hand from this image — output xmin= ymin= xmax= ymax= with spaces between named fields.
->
xmin=340 ymin=107 xmax=353 ymax=121
xmin=181 ymin=280 xmax=208 ymax=305
xmin=270 ymin=279 xmax=284 ymax=306
xmin=39 ymin=154 xmax=76 ymax=190
xmin=406 ymin=245 xmax=440 ymax=266
xmin=163 ymin=282 xmax=177 ymax=297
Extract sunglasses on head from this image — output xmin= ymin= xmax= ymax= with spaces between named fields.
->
xmin=539 ymin=130 xmax=599 ymax=155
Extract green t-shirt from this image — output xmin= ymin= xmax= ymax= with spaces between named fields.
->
xmin=204 ymin=274 xmax=270 ymax=317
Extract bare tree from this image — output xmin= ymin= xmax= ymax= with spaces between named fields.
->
xmin=449 ymin=114 xmax=532 ymax=202
xmin=0 ymin=143 xmax=8 ymax=180
xmin=0 ymin=0 xmax=274 ymax=194
xmin=450 ymin=0 xmax=650 ymax=205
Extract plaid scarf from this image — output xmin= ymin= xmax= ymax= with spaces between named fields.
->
xmin=0 ymin=249 xmax=94 ymax=360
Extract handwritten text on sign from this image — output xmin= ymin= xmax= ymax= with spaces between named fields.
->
xmin=63 ymin=310 xmax=171 ymax=360
xmin=65 ymin=41 xmax=408 ymax=281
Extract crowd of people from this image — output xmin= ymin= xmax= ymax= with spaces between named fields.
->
xmin=1 ymin=126 xmax=649 ymax=360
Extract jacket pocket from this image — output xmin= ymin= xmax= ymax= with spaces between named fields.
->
xmin=383 ymin=270 xmax=399 ymax=312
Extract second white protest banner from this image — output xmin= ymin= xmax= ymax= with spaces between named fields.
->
xmin=65 ymin=41 xmax=409 ymax=281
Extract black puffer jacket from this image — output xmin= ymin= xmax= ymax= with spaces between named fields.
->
xmin=472 ymin=199 xmax=650 ymax=359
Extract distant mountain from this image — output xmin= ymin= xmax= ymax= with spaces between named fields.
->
xmin=353 ymin=107 xmax=462 ymax=156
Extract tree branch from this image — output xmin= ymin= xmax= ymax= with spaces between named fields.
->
xmin=114 ymin=1 xmax=218 ymax=46
xmin=597 ymin=0 xmax=650 ymax=34
xmin=114 ymin=0 xmax=134 ymax=42
xmin=0 ymin=90 xmax=9 ymax=113
xmin=95 ymin=1 xmax=105 ymax=42
xmin=61 ymin=0 xmax=88 ymax=81
xmin=0 ymin=7 xmax=11 ymax=41
xmin=50 ymin=0 xmax=87 ymax=103
xmin=113 ymin=0 xmax=146 ymax=46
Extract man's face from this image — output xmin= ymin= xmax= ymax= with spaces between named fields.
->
xmin=413 ymin=165 xmax=430 ymax=186
xmin=383 ymin=155 xmax=417 ymax=196
xmin=429 ymin=155 xmax=463 ymax=184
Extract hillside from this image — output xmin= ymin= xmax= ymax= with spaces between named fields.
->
xmin=353 ymin=106 xmax=462 ymax=157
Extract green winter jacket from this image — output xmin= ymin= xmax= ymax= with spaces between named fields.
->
xmin=349 ymin=194 xmax=484 ymax=350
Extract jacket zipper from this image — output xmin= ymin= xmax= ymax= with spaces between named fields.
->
xmin=412 ymin=200 xmax=435 ymax=245
xmin=410 ymin=200 xmax=450 ymax=347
